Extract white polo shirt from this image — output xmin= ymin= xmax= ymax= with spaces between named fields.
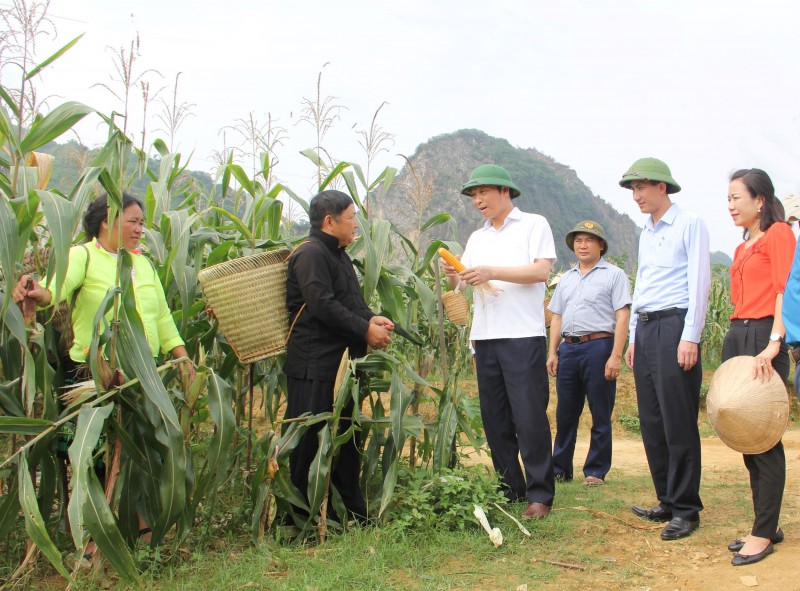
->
xmin=461 ymin=207 xmax=556 ymax=340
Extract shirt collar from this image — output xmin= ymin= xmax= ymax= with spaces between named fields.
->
xmin=482 ymin=206 xmax=522 ymax=230
xmin=565 ymin=258 xmax=608 ymax=275
xmin=646 ymin=203 xmax=680 ymax=231
xmin=311 ymin=228 xmax=342 ymax=251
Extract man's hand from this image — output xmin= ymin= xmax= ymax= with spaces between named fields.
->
xmin=366 ymin=323 xmax=392 ymax=350
xmin=546 ymin=353 xmax=559 ymax=377
xmin=370 ymin=316 xmax=395 ymax=331
xmin=605 ymin=354 xmax=622 ymax=381
xmin=440 ymin=257 xmax=460 ymax=279
xmin=12 ymin=274 xmax=51 ymax=306
xmin=677 ymin=340 xmax=698 ymax=371
xmin=460 ymin=266 xmax=494 ymax=286
xmin=624 ymin=344 xmax=635 ymax=370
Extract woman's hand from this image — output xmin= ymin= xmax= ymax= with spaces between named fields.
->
xmin=12 ymin=275 xmax=51 ymax=306
xmin=753 ymin=340 xmax=781 ymax=382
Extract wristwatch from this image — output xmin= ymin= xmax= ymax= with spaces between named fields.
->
xmin=769 ymin=333 xmax=784 ymax=343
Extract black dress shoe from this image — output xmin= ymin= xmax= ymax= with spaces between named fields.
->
xmin=732 ymin=542 xmax=774 ymax=566
xmin=728 ymin=528 xmax=784 ymax=552
xmin=661 ymin=516 xmax=699 ymax=540
xmin=631 ymin=504 xmax=672 ymax=522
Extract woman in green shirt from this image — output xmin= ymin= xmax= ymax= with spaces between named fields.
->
xmin=13 ymin=192 xmax=191 ymax=374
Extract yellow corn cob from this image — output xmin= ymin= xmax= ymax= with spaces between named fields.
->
xmin=437 ymin=247 xmax=500 ymax=298
xmin=437 ymin=247 xmax=465 ymax=272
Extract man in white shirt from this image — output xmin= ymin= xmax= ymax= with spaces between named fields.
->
xmin=442 ymin=164 xmax=557 ymax=520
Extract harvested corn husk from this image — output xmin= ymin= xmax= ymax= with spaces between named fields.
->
xmin=473 ymin=504 xmax=503 ymax=547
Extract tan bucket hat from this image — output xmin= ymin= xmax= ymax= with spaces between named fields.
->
xmin=707 ymin=356 xmax=789 ymax=454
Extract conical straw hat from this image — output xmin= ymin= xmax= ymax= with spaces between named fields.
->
xmin=707 ymin=355 xmax=789 ymax=454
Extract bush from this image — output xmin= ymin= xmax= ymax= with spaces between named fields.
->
xmin=383 ymin=466 xmax=508 ymax=532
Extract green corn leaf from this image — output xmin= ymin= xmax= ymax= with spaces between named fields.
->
xmin=319 ymin=161 xmax=351 ymax=191
xmin=0 ymin=416 xmax=53 ymax=435
xmin=420 ymin=213 xmax=451 ymax=233
xmin=68 ymin=404 xmax=113 ymax=550
xmin=341 ymin=170 xmax=365 ymax=212
xmin=229 ymin=164 xmax=255 ymax=197
xmin=66 ymin=166 xmax=103 ymax=235
xmin=0 ymin=197 xmax=19 ymax=312
xmin=433 ymin=401 xmax=459 ymax=471
xmin=299 ymin=148 xmax=323 ymax=166
xmin=20 ymin=101 xmax=93 ymax=153
xmin=18 ymin=454 xmax=69 ymax=579
xmin=153 ymin=138 xmax=169 ymax=157
xmin=306 ymin=423 xmax=332 ymax=518
xmin=378 ymin=457 xmax=400 ymax=517
xmin=389 ymin=370 xmax=412 ymax=459
xmin=210 ymin=206 xmax=253 ymax=242
xmin=82 ymin=471 xmax=140 ymax=583
xmin=0 ymin=105 xmax=21 ymax=157
xmin=36 ymin=190 xmax=76 ymax=306
xmin=0 ymin=477 xmax=19 ymax=539
xmin=25 ymin=34 xmax=84 ymax=80
xmin=265 ymin=199 xmax=283 ymax=241
xmin=0 ymin=87 xmax=20 ymax=119
xmin=204 ymin=370 xmax=235 ymax=485
xmin=282 ymin=185 xmax=309 ymax=215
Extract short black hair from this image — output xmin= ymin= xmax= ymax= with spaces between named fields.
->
xmin=83 ymin=192 xmax=145 ymax=239
xmin=309 ymin=190 xmax=354 ymax=230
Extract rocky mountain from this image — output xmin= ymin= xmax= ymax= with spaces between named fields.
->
xmin=377 ymin=129 xmax=640 ymax=271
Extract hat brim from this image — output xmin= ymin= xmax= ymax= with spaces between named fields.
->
xmin=461 ymin=178 xmax=521 ymax=199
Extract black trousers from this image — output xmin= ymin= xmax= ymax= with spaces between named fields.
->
xmin=285 ymin=376 xmax=367 ymax=520
xmin=722 ymin=317 xmax=789 ymax=538
xmin=474 ymin=337 xmax=554 ymax=505
xmin=634 ymin=310 xmax=703 ymax=520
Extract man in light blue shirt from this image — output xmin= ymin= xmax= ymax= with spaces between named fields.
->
xmin=620 ymin=158 xmax=711 ymax=541
xmin=547 ymin=221 xmax=631 ymax=486
xmin=782 ymin=233 xmax=800 ymax=396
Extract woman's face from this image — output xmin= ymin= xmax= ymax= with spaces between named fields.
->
xmin=104 ymin=203 xmax=144 ymax=252
xmin=727 ymin=178 xmax=763 ymax=230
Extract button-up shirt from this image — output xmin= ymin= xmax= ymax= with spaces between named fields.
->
xmin=629 ymin=204 xmax=711 ymax=343
xmin=461 ymin=207 xmax=556 ymax=340
xmin=783 ymin=238 xmax=800 ymax=346
xmin=548 ymin=259 xmax=632 ymax=335
xmin=284 ymin=229 xmax=374 ymax=380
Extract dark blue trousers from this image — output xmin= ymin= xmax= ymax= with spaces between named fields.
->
xmin=474 ymin=337 xmax=554 ymax=505
xmin=634 ymin=310 xmax=703 ymax=520
xmin=553 ymin=337 xmax=616 ymax=480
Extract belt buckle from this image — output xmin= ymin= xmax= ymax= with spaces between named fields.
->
xmin=565 ymin=336 xmax=580 ymax=344
xmin=639 ymin=312 xmax=649 ymax=322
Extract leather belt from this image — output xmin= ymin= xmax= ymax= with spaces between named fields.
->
xmin=562 ymin=331 xmax=614 ymax=344
xmin=637 ymin=307 xmax=684 ymax=322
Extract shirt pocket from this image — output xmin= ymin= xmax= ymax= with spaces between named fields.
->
xmin=654 ymin=242 xmax=682 ymax=267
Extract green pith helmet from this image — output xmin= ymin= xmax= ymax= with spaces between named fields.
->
xmin=461 ymin=164 xmax=521 ymax=199
xmin=565 ymin=220 xmax=608 ymax=256
xmin=619 ymin=157 xmax=681 ymax=194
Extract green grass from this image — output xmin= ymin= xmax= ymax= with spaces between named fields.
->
xmin=39 ymin=465 xmax=761 ymax=591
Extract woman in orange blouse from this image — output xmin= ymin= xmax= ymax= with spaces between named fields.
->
xmin=723 ymin=168 xmax=795 ymax=566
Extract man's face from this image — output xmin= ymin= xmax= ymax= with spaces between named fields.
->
xmin=630 ymin=180 xmax=668 ymax=216
xmin=327 ymin=204 xmax=358 ymax=247
xmin=572 ymin=233 xmax=603 ymax=265
xmin=470 ymin=185 xmax=510 ymax=221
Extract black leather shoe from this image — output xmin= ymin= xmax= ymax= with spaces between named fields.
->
xmin=661 ymin=516 xmax=699 ymax=540
xmin=728 ymin=529 xmax=784 ymax=552
xmin=631 ymin=504 xmax=672 ymax=522
xmin=732 ymin=543 xmax=774 ymax=566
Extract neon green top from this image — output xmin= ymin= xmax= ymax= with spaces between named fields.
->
xmin=47 ymin=239 xmax=184 ymax=362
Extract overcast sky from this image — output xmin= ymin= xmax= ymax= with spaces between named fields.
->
xmin=11 ymin=0 xmax=800 ymax=255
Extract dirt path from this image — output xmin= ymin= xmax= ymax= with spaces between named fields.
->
xmin=464 ymin=429 xmax=800 ymax=591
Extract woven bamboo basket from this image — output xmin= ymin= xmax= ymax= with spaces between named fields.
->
xmin=442 ymin=291 xmax=469 ymax=326
xmin=198 ymin=249 xmax=291 ymax=364
xmin=544 ymin=296 xmax=553 ymax=329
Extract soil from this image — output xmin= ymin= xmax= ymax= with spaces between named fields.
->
xmin=459 ymin=371 xmax=800 ymax=591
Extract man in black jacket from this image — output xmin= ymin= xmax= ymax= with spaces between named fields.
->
xmin=284 ymin=190 xmax=394 ymax=522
